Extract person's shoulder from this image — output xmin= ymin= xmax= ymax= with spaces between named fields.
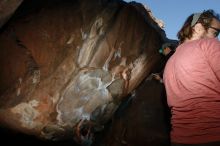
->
xmin=198 ymin=38 xmax=220 ymax=53
xmin=198 ymin=38 xmax=219 ymax=47
xmin=199 ymin=38 xmax=219 ymax=43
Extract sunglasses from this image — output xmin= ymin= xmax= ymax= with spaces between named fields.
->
xmin=208 ymin=26 xmax=220 ymax=37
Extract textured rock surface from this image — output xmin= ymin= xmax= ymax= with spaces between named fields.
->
xmin=95 ymin=78 xmax=170 ymax=146
xmin=0 ymin=0 xmax=23 ymax=28
xmin=0 ymin=0 xmax=164 ymax=144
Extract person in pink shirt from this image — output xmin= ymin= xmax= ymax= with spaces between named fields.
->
xmin=163 ymin=9 xmax=220 ymax=146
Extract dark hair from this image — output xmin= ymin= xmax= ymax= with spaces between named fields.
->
xmin=177 ymin=9 xmax=220 ymax=44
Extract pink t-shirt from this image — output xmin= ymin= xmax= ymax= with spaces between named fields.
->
xmin=163 ymin=38 xmax=220 ymax=144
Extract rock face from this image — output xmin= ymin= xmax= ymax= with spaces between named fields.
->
xmin=0 ymin=0 xmax=23 ymax=28
xmin=95 ymin=78 xmax=171 ymax=146
xmin=0 ymin=0 xmax=164 ymax=144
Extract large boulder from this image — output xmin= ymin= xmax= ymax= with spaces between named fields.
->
xmin=95 ymin=78 xmax=171 ymax=146
xmin=0 ymin=0 xmax=23 ymax=28
xmin=0 ymin=0 xmax=164 ymax=144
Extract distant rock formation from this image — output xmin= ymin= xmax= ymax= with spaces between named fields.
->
xmin=143 ymin=5 xmax=165 ymax=29
xmin=0 ymin=0 xmax=166 ymax=145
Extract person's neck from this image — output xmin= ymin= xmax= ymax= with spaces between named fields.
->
xmin=184 ymin=35 xmax=202 ymax=43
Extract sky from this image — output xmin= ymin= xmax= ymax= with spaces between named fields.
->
xmin=124 ymin=0 xmax=220 ymax=40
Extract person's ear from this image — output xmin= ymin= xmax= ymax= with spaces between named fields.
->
xmin=193 ymin=23 xmax=204 ymax=34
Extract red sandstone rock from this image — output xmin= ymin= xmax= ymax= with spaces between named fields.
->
xmin=0 ymin=0 xmax=164 ymax=144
